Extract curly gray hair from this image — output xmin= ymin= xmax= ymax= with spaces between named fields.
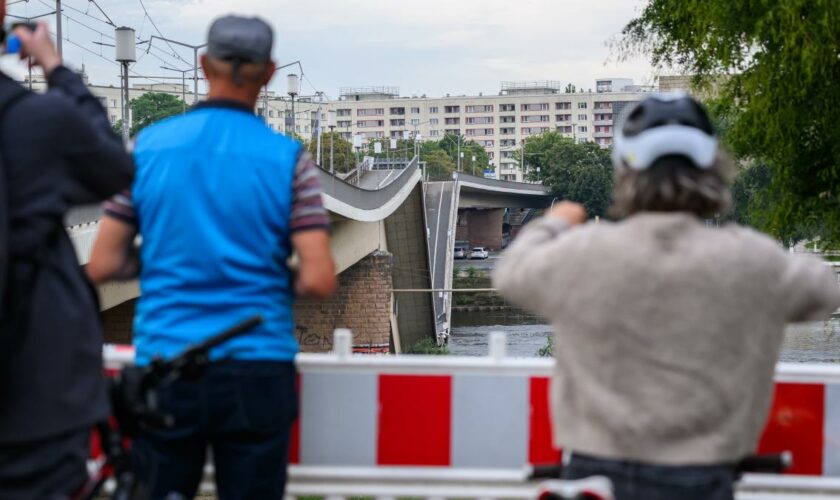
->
xmin=610 ymin=153 xmax=734 ymax=219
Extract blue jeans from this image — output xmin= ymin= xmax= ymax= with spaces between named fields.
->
xmin=562 ymin=452 xmax=735 ymax=500
xmin=131 ymin=361 xmax=297 ymax=500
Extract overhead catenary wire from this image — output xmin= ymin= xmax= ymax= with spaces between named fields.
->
xmin=136 ymin=0 xmax=188 ymax=65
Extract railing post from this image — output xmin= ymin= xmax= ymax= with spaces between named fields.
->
xmin=333 ymin=328 xmax=353 ymax=359
xmin=488 ymin=331 xmax=507 ymax=360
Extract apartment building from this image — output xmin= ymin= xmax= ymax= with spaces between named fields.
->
xmin=22 ymin=74 xmax=324 ymax=143
xmin=326 ymin=79 xmax=649 ymax=181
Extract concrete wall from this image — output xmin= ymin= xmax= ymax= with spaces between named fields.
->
xmin=456 ymin=208 xmax=505 ymax=251
xmin=294 ymin=251 xmax=394 ymax=353
xmin=384 ymin=185 xmax=436 ymax=349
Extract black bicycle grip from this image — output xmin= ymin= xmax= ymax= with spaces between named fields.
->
xmin=736 ymin=452 xmax=793 ymax=474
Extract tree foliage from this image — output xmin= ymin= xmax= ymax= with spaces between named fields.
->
xmin=307 ymin=132 xmax=355 ymax=173
xmin=127 ymin=92 xmax=184 ymax=137
xmin=355 ymin=133 xmax=490 ymax=180
xmin=521 ymin=132 xmax=614 ymax=217
xmin=622 ymin=0 xmax=840 ymax=244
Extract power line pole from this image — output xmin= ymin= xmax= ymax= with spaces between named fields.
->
xmin=55 ymin=0 xmax=62 ymax=57
xmin=143 ymin=36 xmax=206 ymax=103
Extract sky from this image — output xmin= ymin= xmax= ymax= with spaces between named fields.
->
xmin=3 ymin=0 xmax=657 ymax=99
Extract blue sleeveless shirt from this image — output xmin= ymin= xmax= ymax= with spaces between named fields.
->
xmin=131 ymin=101 xmax=300 ymax=365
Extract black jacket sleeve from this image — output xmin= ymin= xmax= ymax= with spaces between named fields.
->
xmin=47 ymin=65 xmax=134 ymax=203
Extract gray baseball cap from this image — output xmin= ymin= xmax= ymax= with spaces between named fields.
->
xmin=206 ymin=15 xmax=273 ymax=63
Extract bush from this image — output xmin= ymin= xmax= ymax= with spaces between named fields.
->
xmin=406 ymin=338 xmax=450 ymax=355
xmin=537 ymin=336 xmax=553 ymax=357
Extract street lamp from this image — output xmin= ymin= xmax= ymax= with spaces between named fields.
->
xmin=327 ymin=110 xmax=337 ymax=174
xmin=287 ymin=73 xmax=300 ymax=136
xmin=115 ymin=26 xmax=136 ymax=143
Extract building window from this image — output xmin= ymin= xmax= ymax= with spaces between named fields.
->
xmin=445 ymin=117 xmax=460 ymax=125
xmin=482 ymin=140 xmax=494 ymax=147
xmin=269 ymin=110 xmax=275 ymax=118
xmin=337 ymin=108 xmax=352 ymax=116
xmin=111 ymin=99 xmax=117 ymax=107
xmin=500 ymin=115 xmax=515 ymax=123
xmin=465 ymin=104 xmax=493 ymax=113
xmin=110 ymin=115 xmax=117 ymax=124
xmin=521 ymin=127 xmax=549 ymax=136
xmin=578 ymin=126 xmax=588 ymax=133
xmin=429 ymin=130 xmax=440 ymax=136
xmin=465 ymin=128 xmax=494 ymax=136
xmin=577 ymin=137 xmax=587 ymax=144
xmin=594 ymin=102 xmax=612 ymax=110
xmin=338 ymin=120 xmax=351 ymax=127
xmin=445 ymin=128 xmax=461 ymax=135
xmin=577 ymin=114 xmax=588 ymax=121
xmin=429 ymin=118 xmax=439 ymax=125
xmin=429 ymin=106 xmax=438 ymax=113
xmin=410 ymin=118 xmax=420 ymax=126
xmin=389 ymin=107 xmax=405 ymax=115
xmin=411 ymin=107 xmax=420 ymax=114
xmin=500 ymin=127 xmax=515 ymax=135
xmin=500 ymin=104 xmax=515 ymax=112
xmin=340 ymin=132 xmax=352 ymax=139
xmin=358 ymin=108 xmax=384 ymax=116
xmin=557 ymin=125 xmax=573 ymax=134
xmin=390 ymin=119 xmax=405 ymax=126
xmin=521 ymin=103 xmax=549 ymax=111
xmin=357 ymin=120 xmax=385 ymax=127
xmin=578 ymin=102 xmax=588 ymax=109
xmin=501 ymin=150 xmax=515 ymax=159
xmin=501 ymin=139 xmax=516 ymax=147
xmin=521 ymin=115 xmax=550 ymax=123
xmin=556 ymin=114 xmax=571 ymax=122
xmin=466 ymin=116 xmax=494 ymax=125
xmin=556 ymin=102 xmax=571 ymax=110
xmin=445 ymin=105 xmax=460 ymax=113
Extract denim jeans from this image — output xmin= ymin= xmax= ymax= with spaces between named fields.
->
xmin=562 ymin=452 xmax=736 ymax=500
xmin=131 ymin=361 xmax=298 ymax=500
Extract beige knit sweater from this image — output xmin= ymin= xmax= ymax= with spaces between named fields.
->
xmin=494 ymin=212 xmax=840 ymax=465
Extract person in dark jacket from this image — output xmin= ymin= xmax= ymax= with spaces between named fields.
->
xmin=0 ymin=13 xmax=134 ymax=499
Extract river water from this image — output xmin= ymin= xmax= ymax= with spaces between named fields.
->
xmin=450 ymin=310 xmax=840 ymax=362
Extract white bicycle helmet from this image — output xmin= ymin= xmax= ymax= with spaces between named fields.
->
xmin=613 ymin=92 xmax=718 ymax=171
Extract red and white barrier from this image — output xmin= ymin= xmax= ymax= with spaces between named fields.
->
xmin=102 ymin=331 xmax=840 ymax=494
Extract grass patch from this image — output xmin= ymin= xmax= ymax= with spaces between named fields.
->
xmin=406 ymin=338 xmax=450 ymax=355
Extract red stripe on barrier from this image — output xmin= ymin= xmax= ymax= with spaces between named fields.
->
xmin=758 ymin=382 xmax=824 ymax=475
xmin=377 ymin=374 xmax=452 ymax=466
xmin=529 ymin=376 xmax=561 ymax=464
xmin=289 ymin=373 xmax=301 ymax=464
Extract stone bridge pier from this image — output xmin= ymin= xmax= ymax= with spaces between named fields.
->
xmin=455 ymin=208 xmax=505 ymax=251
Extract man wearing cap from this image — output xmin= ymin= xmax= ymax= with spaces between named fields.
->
xmin=88 ymin=15 xmax=336 ymax=499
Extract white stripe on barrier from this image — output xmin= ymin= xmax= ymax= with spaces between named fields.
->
xmin=300 ymin=372 xmax=378 ymax=466
xmin=825 ymin=385 xmax=840 ymax=476
xmin=451 ymin=374 xmax=529 ymax=468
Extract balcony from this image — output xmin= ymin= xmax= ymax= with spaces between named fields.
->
xmin=593 ymin=119 xmax=612 ymax=126
xmin=593 ymin=130 xmax=613 ymax=138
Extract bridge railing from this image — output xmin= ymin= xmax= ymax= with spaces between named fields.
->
xmin=103 ymin=328 xmax=840 ymax=498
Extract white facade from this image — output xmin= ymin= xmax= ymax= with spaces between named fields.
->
xmin=323 ymin=81 xmax=649 ymax=181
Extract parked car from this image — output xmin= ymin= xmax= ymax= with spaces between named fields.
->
xmin=470 ymin=247 xmax=489 ymax=260
xmin=454 ymin=246 xmax=467 ymax=259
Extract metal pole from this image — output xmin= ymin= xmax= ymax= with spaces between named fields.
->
xmin=290 ymin=96 xmax=295 ymax=138
xmin=181 ymin=72 xmax=186 ymax=113
xmin=329 ymin=126 xmax=335 ymax=174
xmin=121 ymin=62 xmax=130 ymax=142
xmin=457 ymin=137 xmax=461 ymax=172
xmin=55 ymin=0 xmax=62 ymax=58
xmin=27 ymin=60 xmax=31 ymax=91
xmin=193 ymin=47 xmax=199 ymax=103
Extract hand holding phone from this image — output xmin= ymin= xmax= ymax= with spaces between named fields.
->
xmin=13 ymin=22 xmax=61 ymax=76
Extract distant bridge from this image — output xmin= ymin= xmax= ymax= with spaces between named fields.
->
xmin=65 ymin=160 xmax=552 ymax=351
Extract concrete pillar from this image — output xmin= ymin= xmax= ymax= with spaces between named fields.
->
xmin=294 ymin=251 xmax=394 ymax=353
xmin=461 ymin=208 xmax=505 ymax=251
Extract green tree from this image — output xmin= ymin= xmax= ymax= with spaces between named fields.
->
xmin=126 ymin=92 xmax=184 ymax=137
xmin=435 ymin=133 xmax=491 ymax=175
xmin=521 ymin=132 xmax=613 ymax=217
xmin=564 ymin=83 xmax=577 ymax=93
xmin=421 ymin=149 xmax=457 ymax=180
xmin=307 ymin=132 xmax=355 ymax=173
xmin=621 ymin=0 xmax=840 ymax=244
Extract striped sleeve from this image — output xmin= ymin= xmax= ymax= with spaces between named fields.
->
xmin=290 ymin=150 xmax=330 ymax=233
xmin=103 ymin=189 xmax=137 ymax=225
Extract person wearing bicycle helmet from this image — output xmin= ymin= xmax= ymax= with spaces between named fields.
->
xmin=495 ymin=93 xmax=840 ymax=500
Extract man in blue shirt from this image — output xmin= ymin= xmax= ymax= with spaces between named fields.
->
xmin=88 ymin=15 xmax=336 ymax=499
